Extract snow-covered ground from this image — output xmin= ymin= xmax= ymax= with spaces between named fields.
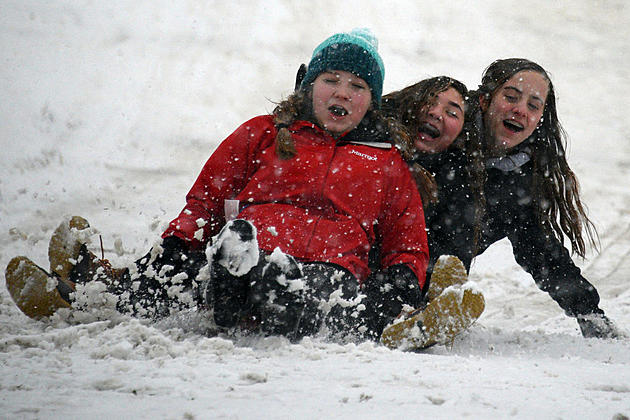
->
xmin=2 ymin=1 xmax=630 ymax=418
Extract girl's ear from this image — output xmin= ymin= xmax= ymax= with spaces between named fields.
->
xmin=479 ymin=93 xmax=489 ymax=112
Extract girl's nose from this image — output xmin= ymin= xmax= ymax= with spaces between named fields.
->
xmin=512 ymin=100 xmax=527 ymax=116
xmin=428 ymin=108 xmax=443 ymax=121
xmin=334 ymin=84 xmax=351 ymax=99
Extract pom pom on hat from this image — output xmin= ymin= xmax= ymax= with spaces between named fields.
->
xmin=300 ymin=28 xmax=385 ymax=107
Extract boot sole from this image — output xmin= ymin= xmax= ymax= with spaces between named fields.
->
xmin=48 ymin=215 xmax=90 ymax=280
xmin=5 ymin=256 xmax=72 ymax=320
xmin=381 ymin=287 xmax=485 ymax=350
xmin=426 ymin=255 xmax=468 ymax=302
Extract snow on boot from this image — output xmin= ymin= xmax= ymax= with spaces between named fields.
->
xmin=48 ymin=216 xmax=91 ymax=280
xmin=381 ymin=285 xmax=485 ymax=350
xmin=426 ymin=255 xmax=468 ymax=302
xmin=5 ymin=256 xmax=74 ymax=320
xmin=207 ymin=219 xmax=259 ymax=277
xmin=203 ymin=220 xmax=259 ymax=328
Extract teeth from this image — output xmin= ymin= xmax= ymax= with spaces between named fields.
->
xmin=329 ymin=106 xmax=348 ymax=116
xmin=503 ymin=120 xmax=524 ymax=131
xmin=419 ymin=123 xmax=440 ymax=139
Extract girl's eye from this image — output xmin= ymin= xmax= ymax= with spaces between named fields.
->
xmin=446 ymin=110 xmax=459 ymax=119
xmin=528 ymin=103 xmax=540 ymax=111
xmin=324 ymin=78 xmax=338 ymax=84
xmin=352 ymin=83 xmax=366 ymax=90
xmin=504 ymin=95 xmax=518 ymax=102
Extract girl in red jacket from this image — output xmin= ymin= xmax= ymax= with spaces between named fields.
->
xmin=6 ymin=29 xmax=430 ymax=342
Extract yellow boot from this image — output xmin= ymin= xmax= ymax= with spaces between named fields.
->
xmin=381 ymin=285 xmax=485 ymax=350
xmin=5 ymin=256 xmax=73 ymax=320
xmin=48 ymin=216 xmax=91 ymax=280
xmin=426 ymin=255 xmax=468 ymax=302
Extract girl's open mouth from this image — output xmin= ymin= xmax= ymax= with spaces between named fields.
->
xmin=329 ymin=105 xmax=348 ymax=117
xmin=419 ymin=122 xmax=440 ymax=139
xmin=503 ymin=119 xmax=524 ymax=133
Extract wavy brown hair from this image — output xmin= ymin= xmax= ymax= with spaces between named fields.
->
xmin=382 ymin=76 xmax=486 ymax=235
xmin=271 ymin=84 xmax=436 ymax=201
xmin=476 ymin=58 xmax=597 ymax=257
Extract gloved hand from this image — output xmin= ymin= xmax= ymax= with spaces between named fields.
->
xmin=577 ymin=312 xmax=623 ymax=339
xmin=150 ymin=235 xmax=207 ymax=306
xmin=361 ymin=264 xmax=422 ymax=338
xmin=154 ymin=235 xmax=205 ymax=276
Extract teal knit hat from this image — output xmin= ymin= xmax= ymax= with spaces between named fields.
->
xmin=300 ymin=28 xmax=385 ymax=107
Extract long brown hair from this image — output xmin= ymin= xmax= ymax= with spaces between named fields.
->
xmin=382 ymin=76 xmax=486 ymax=232
xmin=476 ymin=58 xmax=597 ymax=257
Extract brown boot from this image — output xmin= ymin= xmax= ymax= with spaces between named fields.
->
xmin=48 ymin=216 xmax=91 ymax=280
xmin=426 ymin=255 xmax=468 ymax=302
xmin=5 ymin=256 xmax=74 ymax=320
xmin=381 ymin=285 xmax=485 ymax=350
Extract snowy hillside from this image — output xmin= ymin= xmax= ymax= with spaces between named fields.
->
xmin=1 ymin=1 xmax=629 ymax=418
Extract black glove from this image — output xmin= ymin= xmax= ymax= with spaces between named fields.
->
xmin=294 ymin=63 xmax=307 ymax=91
xmin=362 ymin=264 xmax=422 ymax=338
xmin=160 ymin=235 xmax=191 ymax=262
xmin=154 ymin=235 xmax=207 ymax=277
xmin=137 ymin=235 xmax=208 ymax=306
xmin=576 ymin=312 xmax=622 ymax=339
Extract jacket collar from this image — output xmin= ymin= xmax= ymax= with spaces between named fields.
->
xmin=485 ymin=145 xmax=532 ymax=172
xmin=289 ymin=118 xmax=392 ymax=148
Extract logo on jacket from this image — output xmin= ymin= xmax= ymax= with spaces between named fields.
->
xmin=349 ymin=149 xmax=378 ymax=161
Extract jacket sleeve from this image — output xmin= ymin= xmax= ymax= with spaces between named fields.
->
xmin=162 ymin=116 xmax=275 ymax=249
xmin=377 ymin=154 xmax=429 ymax=291
xmin=507 ymin=212 xmax=601 ymax=317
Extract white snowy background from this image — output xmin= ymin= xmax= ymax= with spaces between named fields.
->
xmin=2 ymin=1 xmax=630 ymax=418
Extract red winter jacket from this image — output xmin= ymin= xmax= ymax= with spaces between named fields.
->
xmin=163 ymin=115 xmax=428 ymax=287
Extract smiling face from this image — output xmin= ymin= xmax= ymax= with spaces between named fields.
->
xmin=311 ymin=70 xmax=372 ymax=137
xmin=415 ymin=87 xmax=465 ymax=154
xmin=481 ymin=70 xmax=549 ymax=153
